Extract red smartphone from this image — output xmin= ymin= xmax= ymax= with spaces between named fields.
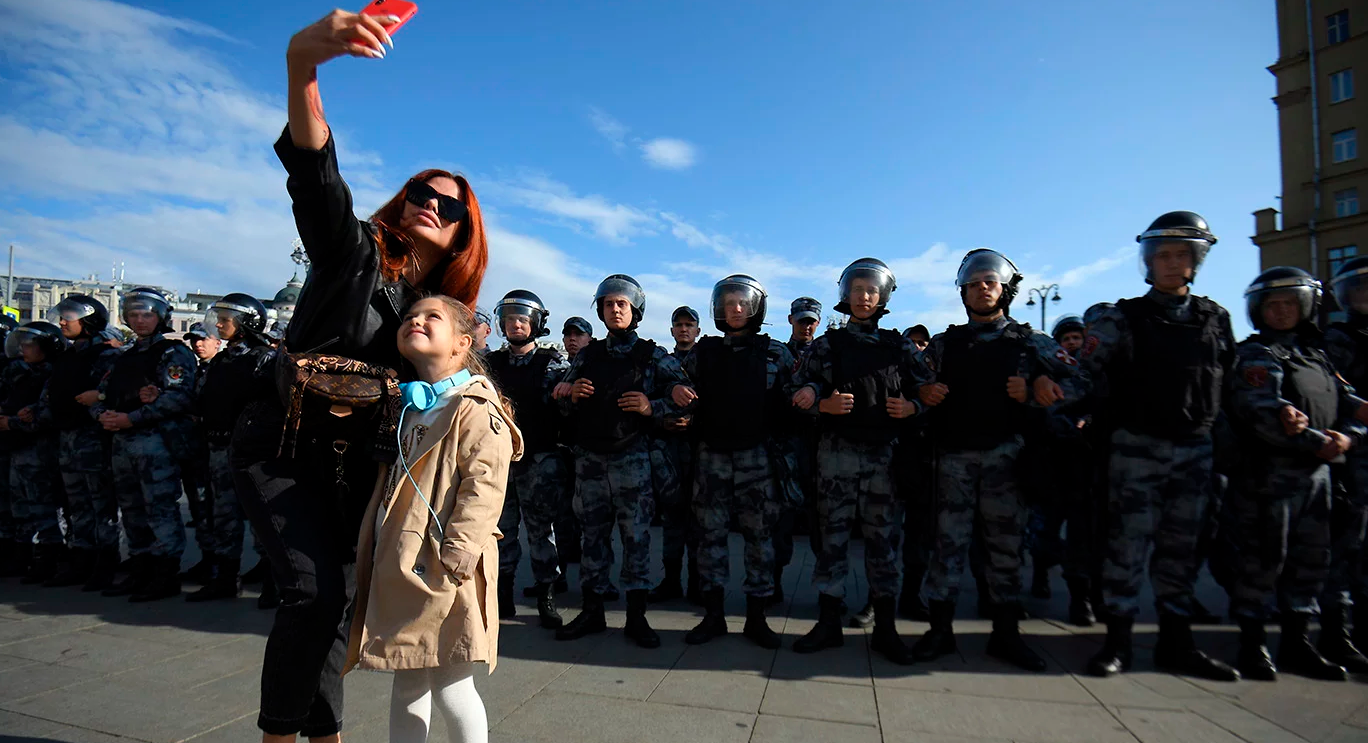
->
xmin=359 ymin=0 xmax=418 ymax=36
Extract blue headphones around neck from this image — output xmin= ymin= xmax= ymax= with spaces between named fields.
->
xmin=400 ymin=370 xmax=472 ymax=411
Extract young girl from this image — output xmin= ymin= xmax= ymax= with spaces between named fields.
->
xmin=346 ymin=295 xmax=522 ymax=743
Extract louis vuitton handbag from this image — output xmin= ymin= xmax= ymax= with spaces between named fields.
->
xmin=276 ymin=350 xmax=403 ymax=462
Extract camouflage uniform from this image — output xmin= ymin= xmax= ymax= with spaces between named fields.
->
xmin=561 ymin=331 xmax=687 ymax=593
xmin=488 ymin=345 xmax=571 ymax=585
xmin=6 ymin=360 xmax=63 ymax=546
xmin=1082 ymin=289 xmax=1236 ymax=618
xmin=794 ymin=321 xmax=926 ymax=600
xmin=681 ymin=334 xmax=796 ymax=596
xmin=1225 ymin=331 xmax=1365 ymax=620
xmin=918 ymin=317 xmax=1087 ymax=606
xmin=654 ymin=345 xmax=697 ymax=568
xmin=778 ymin=335 xmax=818 ymax=570
xmin=1322 ymin=322 xmax=1368 ymax=609
xmin=0 ymin=357 xmax=16 ymax=546
xmin=93 ymin=335 xmax=198 ymax=559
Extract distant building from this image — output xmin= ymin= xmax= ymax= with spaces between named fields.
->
xmin=1253 ymin=2 xmax=1366 ymax=280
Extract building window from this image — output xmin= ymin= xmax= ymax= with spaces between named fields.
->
xmin=1330 ymin=246 xmax=1359 ymax=275
xmin=180 ymin=319 xmax=188 ymax=332
xmin=1331 ymin=69 xmax=1354 ymax=103
xmin=1333 ymin=129 xmax=1358 ymax=163
xmin=1336 ymin=187 xmax=1361 ymax=217
xmin=1328 ymin=10 xmax=1350 ymax=45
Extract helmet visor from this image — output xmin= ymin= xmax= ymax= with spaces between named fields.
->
xmin=594 ymin=278 xmax=645 ymax=310
xmin=955 ymin=252 xmax=1016 ymax=287
xmin=1248 ymin=286 xmax=1318 ymax=329
xmin=711 ymin=282 xmax=764 ymax=330
xmin=838 ymin=267 xmax=894 ymax=309
xmin=46 ymin=298 xmax=95 ymax=325
xmin=204 ymin=308 xmax=248 ymax=340
xmin=1334 ymin=267 xmax=1368 ymax=316
xmin=495 ymin=303 xmax=539 ymax=339
xmin=1139 ymin=238 xmax=1210 ymax=276
xmin=5 ymin=328 xmax=40 ymax=360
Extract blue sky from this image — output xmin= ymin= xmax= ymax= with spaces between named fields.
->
xmin=0 ymin=0 xmax=1277 ymax=341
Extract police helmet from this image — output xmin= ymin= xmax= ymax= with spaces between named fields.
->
xmin=710 ymin=274 xmax=767 ymax=333
xmin=122 ymin=287 xmax=174 ymax=333
xmin=1244 ymin=266 xmax=1322 ymax=332
xmin=1332 ymin=256 xmax=1368 ymax=317
xmin=494 ymin=289 xmax=550 ymax=341
xmin=593 ymin=274 xmax=646 ymax=331
xmin=6 ymin=321 xmax=68 ymax=360
xmin=184 ymin=322 xmax=211 ymax=341
xmin=671 ymin=306 xmax=700 ymax=325
xmin=1051 ymin=313 xmax=1086 ymax=341
xmin=956 ymin=249 xmax=1023 ymax=313
xmin=789 ymin=297 xmax=822 ymax=323
xmin=474 ymin=307 xmax=492 ymax=328
xmin=204 ymin=292 xmax=268 ymax=340
xmin=46 ymin=294 xmax=109 ymax=338
xmin=0 ymin=315 xmax=15 ymax=341
xmin=835 ymin=258 xmax=896 ymax=317
xmin=562 ymin=316 xmax=593 ymax=336
xmin=1137 ymin=211 xmax=1217 ymax=285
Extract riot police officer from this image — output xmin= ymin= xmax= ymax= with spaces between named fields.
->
xmin=186 ymin=294 xmax=276 ymax=603
xmin=473 ymin=307 xmax=493 ymax=353
xmin=674 ymin=275 xmax=796 ymax=648
xmin=670 ymin=306 xmax=701 ymax=360
xmin=791 ymin=258 xmax=922 ymax=665
xmin=1081 ymin=211 xmax=1239 ymax=681
xmin=553 ymin=275 xmax=689 ymax=647
xmin=486 ymin=289 xmax=569 ymax=628
xmin=556 ymin=316 xmax=593 ymax=569
xmin=787 ymin=297 xmax=821 ymax=360
xmin=34 ymin=296 xmax=121 ymax=590
xmin=651 ymin=305 xmax=703 ymax=605
xmin=94 ymin=287 xmax=198 ymax=602
xmin=562 ymin=317 xmax=593 ymax=361
xmin=179 ymin=321 xmax=216 ymax=550
xmin=913 ymin=249 xmax=1085 ymax=672
xmin=0 ymin=316 xmax=16 ymax=576
xmin=1227 ymin=268 xmax=1367 ymax=681
xmin=0 ymin=322 xmax=68 ymax=583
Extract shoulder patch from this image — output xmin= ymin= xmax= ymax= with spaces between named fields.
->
xmin=1055 ymin=348 xmax=1078 ymax=366
xmin=167 ymin=365 xmax=185 ymax=382
xmin=1243 ymin=365 xmax=1268 ymax=388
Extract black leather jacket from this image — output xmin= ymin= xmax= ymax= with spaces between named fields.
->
xmin=274 ymin=127 xmax=417 ymax=371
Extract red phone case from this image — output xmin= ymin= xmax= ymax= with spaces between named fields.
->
xmin=359 ymin=0 xmax=418 ymax=35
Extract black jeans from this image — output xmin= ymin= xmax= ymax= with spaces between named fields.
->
xmin=233 ymin=399 xmax=378 ymax=738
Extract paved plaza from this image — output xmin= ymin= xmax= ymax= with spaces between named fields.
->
xmin=1 ymin=530 xmax=1366 ymax=743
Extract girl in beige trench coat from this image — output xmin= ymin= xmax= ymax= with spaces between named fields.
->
xmin=346 ymin=295 xmax=524 ymax=743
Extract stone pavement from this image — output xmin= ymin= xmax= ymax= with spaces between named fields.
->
xmin=1 ymin=529 xmax=1366 ymax=743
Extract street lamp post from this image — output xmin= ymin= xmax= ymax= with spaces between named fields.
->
xmin=1024 ymin=284 xmax=1062 ymax=329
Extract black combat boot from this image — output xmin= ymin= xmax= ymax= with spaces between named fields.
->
xmin=849 ymin=600 xmax=876 ymax=629
xmin=239 ymin=558 xmax=268 ymax=584
xmin=129 ymin=555 xmax=182 ymax=603
xmin=648 ymin=559 xmax=684 ymax=603
xmin=1317 ymin=604 xmax=1368 ymax=675
xmin=898 ymin=584 xmax=930 ymax=621
xmin=1189 ymin=596 xmax=1222 ymax=625
xmin=870 ymin=597 xmax=915 ymax=665
xmin=975 ymin=573 xmax=994 ymax=619
xmin=187 ymin=558 xmax=242 ymax=602
xmin=766 ymin=566 xmax=784 ymax=607
xmin=82 ymin=547 xmax=119 ymax=592
xmin=912 ymin=600 xmax=958 ymax=661
xmin=623 ymin=589 xmax=660 ymax=648
xmin=44 ymin=548 xmax=93 ymax=588
xmin=179 ymin=556 xmax=214 ymax=585
xmin=556 ymin=590 xmax=607 ymax=641
xmin=20 ymin=543 xmax=62 ymax=585
xmin=986 ymin=602 xmax=1046 ymax=672
xmin=1154 ymin=614 xmax=1240 ymax=681
xmin=794 ymin=593 xmax=846 ymax=653
xmin=686 ymin=554 xmax=702 ymax=605
xmin=1236 ymin=618 xmax=1277 ymax=681
xmin=1086 ymin=617 xmax=1134 ymax=677
xmin=498 ymin=572 xmax=516 ymax=619
xmin=257 ymin=569 xmax=280 ymax=610
xmin=686 ymin=588 xmax=728 ymax=645
xmin=1066 ymin=578 xmax=1095 ymax=627
xmin=744 ymin=594 xmax=781 ymax=649
xmin=1031 ymin=563 xmax=1051 ymax=599
xmin=0 ymin=541 xmax=22 ymax=577
xmin=534 ymin=582 xmax=563 ymax=630
xmin=103 ymin=553 xmax=150 ymax=597
xmin=1277 ymin=613 xmax=1347 ymax=681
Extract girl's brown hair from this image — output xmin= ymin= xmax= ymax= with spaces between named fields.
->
xmin=371 ymin=170 xmax=488 ymax=310
xmin=406 ymin=294 xmax=514 ymax=424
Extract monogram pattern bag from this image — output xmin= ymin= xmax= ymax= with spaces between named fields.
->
xmin=276 ymin=351 xmax=402 ymax=461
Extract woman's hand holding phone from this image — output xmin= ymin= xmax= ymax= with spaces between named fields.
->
xmin=287 ymin=7 xmax=402 ymax=70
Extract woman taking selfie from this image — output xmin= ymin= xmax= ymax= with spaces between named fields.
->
xmin=233 ymin=9 xmax=489 ymax=742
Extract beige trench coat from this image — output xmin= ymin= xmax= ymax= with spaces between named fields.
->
xmin=345 ymin=377 xmax=523 ymax=674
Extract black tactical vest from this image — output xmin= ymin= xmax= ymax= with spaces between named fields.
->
xmin=692 ymin=335 xmax=779 ymax=451
xmin=2 ymin=363 xmax=51 ymax=417
xmin=933 ymin=322 xmax=1031 ymax=450
xmin=200 ymin=341 xmax=272 ymax=439
xmin=1114 ymin=296 xmax=1225 ymax=439
xmin=825 ymin=327 xmax=904 ymax=445
xmin=487 ymin=347 xmax=561 ymax=455
xmin=107 ymin=338 xmax=182 ymax=414
xmin=1258 ymin=335 xmax=1341 ymax=461
xmin=47 ymin=341 xmax=113 ymax=429
xmin=1327 ymin=319 xmax=1368 ymax=392
xmin=572 ymin=338 xmax=656 ymax=454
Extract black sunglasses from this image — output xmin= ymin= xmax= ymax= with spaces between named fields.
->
xmin=404 ymin=179 xmax=469 ymax=224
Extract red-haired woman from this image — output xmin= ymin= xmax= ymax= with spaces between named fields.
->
xmin=231 ymin=10 xmax=489 ymax=743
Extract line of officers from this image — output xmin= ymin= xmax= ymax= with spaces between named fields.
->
xmin=0 ymin=288 xmax=279 ymax=605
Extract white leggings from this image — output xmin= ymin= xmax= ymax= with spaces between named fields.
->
xmin=389 ymin=663 xmax=489 ymax=743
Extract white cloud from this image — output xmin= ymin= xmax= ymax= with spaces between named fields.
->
xmin=491 ymin=175 xmax=659 ymax=244
xmin=640 ymin=138 xmax=698 ymax=170
xmin=587 ymin=106 xmax=629 ymax=152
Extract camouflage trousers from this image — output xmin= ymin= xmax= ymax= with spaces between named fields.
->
xmin=694 ymin=442 xmax=778 ymax=596
xmin=58 ymin=428 xmax=118 ymax=551
xmin=1101 ymin=429 xmax=1213 ymax=619
xmin=1324 ymin=456 xmax=1368 ymax=608
xmin=923 ymin=438 xmax=1026 ymax=606
xmin=573 ymin=441 xmax=655 ymax=594
xmin=0 ymin=450 xmax=11 ymax=541
xmin=195 ymin=443 xmax=266 ymax=561
xmin=111 ymin=428 xmax=186 ymax=558
xmin=498 ymin=449 xmax=566 ymax=585
xmin=812 ymin=434 xmax=902 ymax=600
xmin=1229 ymin=459 xmax=1332 ymax=620
xmin=655 ymin=434 xmax=696 ymax=564
xmin=10 ymin=440 xmax=63 ymax=545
